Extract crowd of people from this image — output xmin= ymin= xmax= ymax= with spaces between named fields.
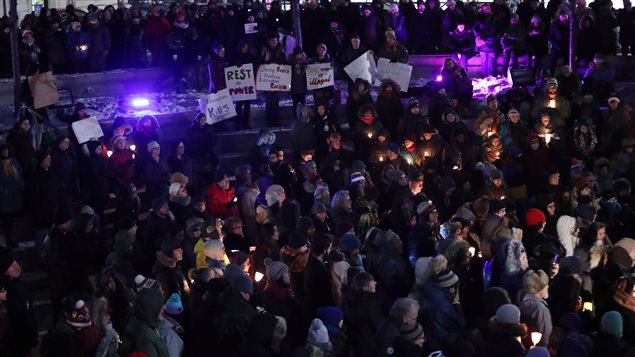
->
xmin=1 ymin=0 xmax=634 ymax=81
xmin=1 ymin=1 xmax=635 ymax=357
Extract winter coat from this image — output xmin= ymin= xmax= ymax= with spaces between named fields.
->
xmin=185 ymin=121 xmax=216 ymax=161
xmin=0 ymin=275 xmax=37 ymax=357
xmin=473 ymin=15 xmax=501 ymax=53
xmin=122 ymin=288 xmax=169 ymax=357
xmin=26 ymin=165 xmax=61 ymax=228
xmin=313 ymin=109 xmax=342 ymax=156
xmin=304 ymin=254 xmax=334 ymax=319
xmin=375 ymin=318 xmax=405 ymax=357
xmin=530 ymin=94 xmax=571 ymax=129
xmin=290 ymin=117 xmax=316 ymax=152
xmin=449 ymin=28 xmax=476 ymax=57
xmin=407 ymin=222 xmax=440 ymax=265
xmin=6 ymin=127 xmax=34 ymax=173
xmin=158 ymin=316 xmax=184 ymax=357
xmin=342 ymin=290 xmax=384 ymax=356
xmin=152 ymin=251 xmax=191 ymax=309
xmin=360 ymin=14 xmax=381 ymax=50
xmin=376 ymin=41 xmax=409 ymax=63
xmin=144 ymin=16 xmax=172 ymax=53
xmin=87 ymin=24 xmax=111 ymax=57
xmin=409 ymin=283 xmax=466 ymax=351
xmin=391 ymin=13 xmax=409 ymax=45
xmin=137 ymin=156 xmax=170 ymax=199
xmin=108 ymin=148 xmax=135 ymax=185
xmin=517 ymin=292 xmax=552 ymax=346
xmin=291 ymin=57 xmax=308 ymax=95
xmin=0 ymin=158 xmax=23 ymax=213
xmin=376 ymin=83 xmax=404 ymax=137
xmin=208 ymin=54 xmax=227 ymax=92
xmin=105 ymin=230 xmax=136 ymax=281
xmin=549 ymin=20 xmax=570 ymax=54
xmin=66 ymin=30 xmax=91 ymax=61
xmin=557 ymin=215 xmax=579 ymax=257
xmin=205 ymin=183 xmax=239 ymax=219
xmin=50 ymin=147 xmax=77 ymax=199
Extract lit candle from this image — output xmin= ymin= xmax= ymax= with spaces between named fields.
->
xmin=130 ymin=144 xmax=136 ymax=152
xmin=79 ymin=44 xmax=88 ymax=51
xmin=255 ymin=272 xmax=264 ymax=282
xmin=367 ymin=132 xmax=373 ymax=138
xmin=548 ymin=99 xmax=556 ymax=109
xmin=457 ymin=53 xmax=462 ymax=59
xmin=544 ymin=133 xmax=552 ymax=145
xmin=424 ymin=151 xmax=430 ymax=157
xmin=406 ymin=157 xmax=413 ymax=165
xmin=468 ymin=247 xmax=476 ymax=257
xmin=452 ymin=165 xmax=459 ymax=170
xmin=531 ymin=332 xmax=543 ymax=346
xmin=107 ymin=150 xmax=113 ymax=157
xmin=379 ymin=156 xmax=384 ymax=162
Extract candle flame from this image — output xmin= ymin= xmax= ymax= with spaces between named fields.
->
xmin=107 ymin=150 xmax=113 ymax=157
xmin=130 ymin=144 xmax=136 ymax=151
xmin=548 ymin=99 xmax=556 ymax=109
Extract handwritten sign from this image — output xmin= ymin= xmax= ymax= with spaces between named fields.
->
xmin=198 ymin=89 xmax=237 ymax=125
xmin=306 ymin=63 xmax=335 ymax=90
xmin=244 ymin=23 xmax=258 ymax=34
xmin=71 ymin=117 xmax=104 ymax=144
xmin=376 ymin=57 xmax=412 ymax=92
xmin=224 ymin=64 xmax=257 ymax=101
xmin=256 ymin=64 xmax=292 ymax=92
xmin=344 ymin=51 xmax=376 ymax=83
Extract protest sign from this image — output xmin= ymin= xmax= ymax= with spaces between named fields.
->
xmin=198 ymin=89 xmax=237 ymax=125
xmin=244 ymin=23 xmax=258 ymax=34
xmin=306 ymin=63 xmax=335 ymax=90
xmin=344 ymin=51 xmax=376 ymax=83
xmin=28 ymin=71 xmax=59 ymax=109
xmin=256 ymin=64 xmax=292 ymax=92
xmin=71 ymin=117 xmax=104 ymax=144
xmin=376 ymin=57 xmax=412 ymax=92
xmin=224 ymin=64 xmax=257 ymax=101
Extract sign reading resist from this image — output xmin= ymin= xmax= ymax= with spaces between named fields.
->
xmin=224 ymin=64 xmax=257 ymax=101
xmin=306 ymin=63 xmax=335 ymax=90
xmin=198 ymin=89 xmax=237 ymax=124
xmin=256 ymin=64 xmax=292 ymax=92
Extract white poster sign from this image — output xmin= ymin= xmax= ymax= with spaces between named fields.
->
xmin=244 ymin=23 xmax=259 ymax=34
xmin=376 ymin=57 xmax=412 ymax=92
xmin=224 ymin=64 xmax=257 ymax=101
xmin=71 ymin=117 xmax=104 ymax=144
xmin=256 ymin=64 xmax=292 ymax=92
xmin=197 ymin=89 xmax=237 ymax=125
xmin=344 ymin=51 xmax=376 ymax=83
xmin=306 ymin=63 xmax=335 ymax=90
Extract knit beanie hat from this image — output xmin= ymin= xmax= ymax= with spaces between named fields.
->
xmin=523 ymin=269 xmax=549 ymax=294
xmin=455 ymin=207 xmax=476 ymax=223
xmin=489 ymin=199 xmax=505 ymax=214
xmin=151 ymin=197 xmax=167 ymax=212
xmin=351 ymin=160 xmax=366 ymax=171
xmin=526 ymin=208 xmax=546 ymax=226
xmin=146 ymin=140 xmax=160 ymax=153
xmin=495 ymin=304 xmax=521 ymax=324
xmin=415 ymin=255 xmax=447 ymax=285
xmin=307 ymin=318 xmax=330 ymax=345
xmin=435 ymin=269 xmax=460 ymax=298
xmin=340 ymin=233 xmax=361 ymax=253
xmin=204 ymin=239 xmax=225 ymax=261
xmin=164 ymin=293 xmax=183 ymax=315
xmin=408 ymin=97 xmax=420 ymax=108
xmin=489 ymin=304 xmax=528 ymax=337
xmin=601 ymin=311 xmax=623 ymax=338
xmin=134 ymin=274 xmax=161 ymax=291
xmin=234 ymin=274 xmax=254 ymax=295
xmin=289 ymin=231 xmax=309 ymax=249
xmin=350 ymin=172 xmax=366 ymax=186
xmin=526 ymin=347 xmax=550 ymax=357
xmin=577 ymin=204 xmax=597 ymax=221
xmin=265 ymin=258 xmax=288 ymax=282
xmin=297 ymin=216 xmax=315 ymax=234
xmin=66 ymin=300 xmax=92 ymax=327
xmin=316 ymin=306 xmax=344 ymax=329
xmin=311 ymin=201 xmax=327 ymax=214
xmin=223 ymin=264 xmax=244 ymax=286
xmin=400 ymin=323 xmax=425 ymax=343
xmin=387 ymin=143 xmax=400 ymax=153
xmin=161 ymin=239 xmax=182 ymax=259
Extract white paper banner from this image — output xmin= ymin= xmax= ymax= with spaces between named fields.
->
xmin=256 ymin=64 xmax=292 ymax=92
xmin=224 ymin=64 xmax=257 ymax=101
xmin=71 ymin=117 xmax=104 ymax=144
xmin=376 ymin=57 xmax=412 ymax=92
xmin=244 ymin=23 xmax=259 ymax=34
xmin=306 ymin=63 xmax=335 ymax=90
xmin=198 ymin=89 xmax=237 ymax=125
xmin=344 ymin=51 xmax=376 ymax=84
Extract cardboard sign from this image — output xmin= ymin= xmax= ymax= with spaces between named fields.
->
xmin=306 ymin=63 xmax=335 ymax=90
xmin=256 ymin=64 xmax=292 ymax=92
xmin=376 ymin=57 xmax=412 ymax=92
xmin=244 ymin=23 xmax=259 ymax=34
xmin=224 ymin=64 xmax=257 ymax=101
xmin=28 ymin=71 xmax=59 ymax=109
xmin=198 ymin=89 xmax=237 ymax=125
xmin=71 ymin=117 xmax=104 ymax=144
xmin=344 ymin=51 xmax=376 ymax=83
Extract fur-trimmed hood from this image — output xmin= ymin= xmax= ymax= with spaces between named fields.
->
xmin=378 ymin=78 xmax=400 ymax=95
xmin=156 ymin=251 xmax=177 ymax=269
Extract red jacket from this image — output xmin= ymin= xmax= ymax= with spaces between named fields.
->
xmin=144 ymin=16 xmax=171 ymax=52
xmin=205 ymin=183 xmax=239 ymax=219
xmin=108 ymin=149 xmax=135 ymax=185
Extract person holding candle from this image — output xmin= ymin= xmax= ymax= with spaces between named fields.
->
xmin=353 ymin=104 xmax=384 ymax=162
xmin=416 ymin=124 xmax=445 ymax=169
xmin=485 ymin=304 xmax=527 ymax=356
xmin=399 ymin=134 xmax=418 ymax=168
xmin=66 ymin=21 xmax=91 ymax=73
xmin=376 ymin=80 xmax=404 ymax=139
xmin=475 ymin=95 xmax=505 ymax=138
xmin=517 ymin=269 xmax=552 ymax=347
xmin=530 ymin=78 xmax=571 ymax=130
xmin=397 ymin=97 xmax=426 ymax=144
